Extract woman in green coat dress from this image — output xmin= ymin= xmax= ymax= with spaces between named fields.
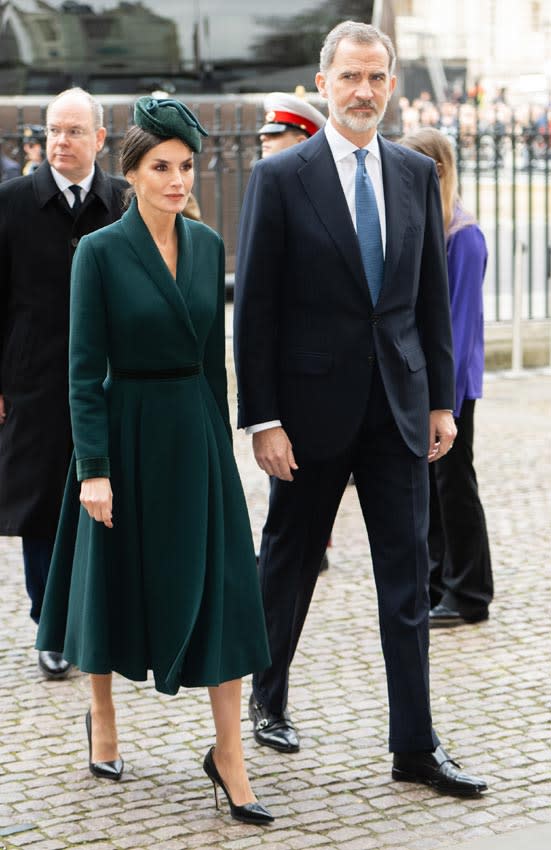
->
xmin=36 ymin=98 xmax=273 ymax=825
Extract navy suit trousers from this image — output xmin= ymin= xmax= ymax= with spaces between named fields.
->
xmin=253 ymin=367 xmax=439 ymax=753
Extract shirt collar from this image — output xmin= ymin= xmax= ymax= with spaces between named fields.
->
xmin=324 ymin=120 xmax=381 ymax=164
xmin=50 ymin=165 xmax=95 ymax=193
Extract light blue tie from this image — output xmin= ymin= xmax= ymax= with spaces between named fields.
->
xmin=354 ymin=148 xmax=384 ymax=305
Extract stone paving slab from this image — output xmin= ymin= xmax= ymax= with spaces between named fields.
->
xmin=0 ymin=358 xmax=549 ymax=850
xmin=439 ymin=822 xmax=551 ymax=850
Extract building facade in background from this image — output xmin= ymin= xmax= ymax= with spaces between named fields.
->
xmin=1 ymin=0 xmax=548 ymax=104
xmin=395 ymin=0 xmax=551 ymax=105
xmin=0 ymin=0 xmax=375 ymax=95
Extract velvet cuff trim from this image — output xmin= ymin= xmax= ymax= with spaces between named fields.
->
xmin=76 ymin=457 xmax=111 ymax=481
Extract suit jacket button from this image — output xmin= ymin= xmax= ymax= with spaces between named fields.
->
xmin=371 ymin=314 xmax=379 ymax=326
xmin=367 ymin=354 xmax=375 ymax=365
xmin=71 ymin=237 xmax=79 ymax=247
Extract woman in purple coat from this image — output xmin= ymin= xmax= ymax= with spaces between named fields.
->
xmin=400 ymin=127 xmax=493 ymax=627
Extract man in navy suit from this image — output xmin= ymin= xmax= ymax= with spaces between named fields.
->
xmin=234 ymin=21 xmax=487 ymax=796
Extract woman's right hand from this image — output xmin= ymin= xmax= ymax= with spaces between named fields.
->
xmin=80 ymin=478 xmax=113 ymax=528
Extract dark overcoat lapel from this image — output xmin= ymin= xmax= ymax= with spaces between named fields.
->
xmin=33 ymin=159 xmax=124 ymax=219
xmin=119 ymin=202 xmax=197 ymax=344
xmin=33 ymin=159 xmax=70 ymax=210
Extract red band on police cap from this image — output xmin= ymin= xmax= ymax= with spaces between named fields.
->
xmin=266 ymin=109 xmax=320 ymax=138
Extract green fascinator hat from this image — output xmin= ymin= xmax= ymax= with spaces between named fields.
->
xmin=133 ymin=96 xmax=208 ymax=153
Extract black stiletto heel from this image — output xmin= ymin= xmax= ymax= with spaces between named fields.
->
xmin=203 ymin=747 xmax=274 ymax=824
xmin=85 ymin=710 xmax=124 ymax=781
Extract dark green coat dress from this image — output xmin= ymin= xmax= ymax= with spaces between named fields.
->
xmin=36 ymin=200 xmax=270 ymax=695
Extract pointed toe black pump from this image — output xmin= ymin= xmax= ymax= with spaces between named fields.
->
xmin=85 ymin=710 xmax=124 ymax=781
xmin=203 ymin=746 xmax=274 ymax=825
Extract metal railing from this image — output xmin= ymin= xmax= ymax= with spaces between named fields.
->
xmin=450 ymin=122 xmax=550 ymax=322
xmin=1 ymin=102 xmax=549 ymax=321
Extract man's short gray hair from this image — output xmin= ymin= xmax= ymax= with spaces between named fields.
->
xmin=320 ymin=21 xmax=396 ymax=76
xmin=46 ymin=87 xmax=104 ymax=130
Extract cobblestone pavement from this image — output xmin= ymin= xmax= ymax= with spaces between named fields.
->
xmin=1 ymin=355 xmax=550 ymax=850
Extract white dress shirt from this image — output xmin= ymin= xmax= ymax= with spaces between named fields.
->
xmin=247 ymin=121 xmax=386 ymax=435
xmin=50 ymin=166 xmax=95 ymax=208
xmin=323 ymin=120 xmax=386 ymax=254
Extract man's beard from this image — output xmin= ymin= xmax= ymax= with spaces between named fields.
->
xmin=329 ymin=95 xmax=387 ymax=133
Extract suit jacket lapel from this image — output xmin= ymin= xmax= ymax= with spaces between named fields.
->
xmin=297 ymin=134 xmax=370 ymax=302
xmin=298 ymin=133 xmax=415 ymax=306
xmin=378 ymin=136 xmax=413 ymax=295
xmin=120 ymin=200 xmax=197 ymax=342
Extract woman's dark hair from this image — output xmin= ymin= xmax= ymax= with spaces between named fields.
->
xmin=120 ymin=125 xmax=166 ymax=206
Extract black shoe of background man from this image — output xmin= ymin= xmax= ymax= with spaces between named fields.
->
xmin=392 ymin=746 xmax=488 ymax=796
xmin=38 ymin=650 xmax=71 ymax=680
xmin=429 ymin=603 xmax=489 ymax=628
xmin=248 ymin=693 xmax=300 ymax=753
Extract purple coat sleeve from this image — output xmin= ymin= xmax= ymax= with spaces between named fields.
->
xmin=446 ymin=224 xmax=488 ymax=417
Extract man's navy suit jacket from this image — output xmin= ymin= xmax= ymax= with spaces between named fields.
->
xmin=234 ymin=130 xmax=455 ymax=462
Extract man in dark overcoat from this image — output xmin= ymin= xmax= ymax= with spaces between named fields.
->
xmin=0 ymin=87 xmax=126 ymax=678
xmin=234 ymin=22 xmax=487 ymax=796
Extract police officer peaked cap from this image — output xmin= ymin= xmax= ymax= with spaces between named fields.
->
xmin=22 ymin=124 xmax=44 ymax=144
xmin=133 ymin=96 xmax=208 ymax=153
xmin=259 ymin=92 xmax=326 ymax=138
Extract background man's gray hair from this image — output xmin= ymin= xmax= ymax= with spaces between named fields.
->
xmin=320 ymin=21 xmax=397 ymax=76
xmin=46 ymin=87 xmax=104 ymax=130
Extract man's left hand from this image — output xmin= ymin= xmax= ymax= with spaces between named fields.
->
xmin=428 ymin=410 xmax=457 ymax=462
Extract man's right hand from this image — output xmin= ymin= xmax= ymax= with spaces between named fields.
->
xmin=252 ymin=426 xmax=298 ymax=481
xmin=0 ymin=394 xmax=5 ymax=424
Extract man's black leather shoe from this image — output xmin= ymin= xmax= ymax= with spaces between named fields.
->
xmin=392 ymin=746 xmax=488 ymax=796
xmin=38 ymin=650 xmax=71 ymax=680
xmin=248 ymin=694 xmax=300 ymax=753
xmin=429 ymin=603 xmax=489 ymax=628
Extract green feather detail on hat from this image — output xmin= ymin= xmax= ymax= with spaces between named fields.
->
xmin=133 ymin=97 xmax=208 ymax=153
